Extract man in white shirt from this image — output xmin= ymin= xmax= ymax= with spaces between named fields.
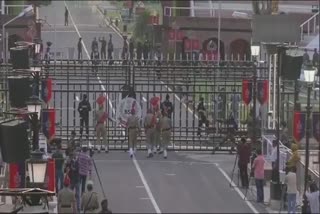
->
xmin=270 ymin=140 xmax=278 ymax=181
xmin=306 ymin=183 xmax=319 ymax=214
xmin=285 ymin=167 xmax=298 ymax=214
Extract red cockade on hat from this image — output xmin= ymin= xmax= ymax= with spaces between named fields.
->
xmin=96 ymin=95 xmax=106 ymax=105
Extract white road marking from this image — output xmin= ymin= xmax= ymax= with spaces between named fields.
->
xmin=165 ymin=173 xmax=176 ymax=176
xmin=140 ymin=198 xmax=151 ymax=200
xmin=76 ymin=96 xmax=80 ymax=101
xmin=65 ymin=0 xmax=124 ymax=136
xmin=133 ymin=157 xmax=161 ymax=214
xmin=142 ymin=97 xmax=147 ymax=102
xmin=215 ymin=163 xmax=259 ymax=214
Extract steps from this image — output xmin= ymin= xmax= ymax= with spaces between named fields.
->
xmin=299 ymin=12 xmax=319 ymax=47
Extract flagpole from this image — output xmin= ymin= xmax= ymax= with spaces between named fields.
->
xmin=217 ymin=0 xmax=221 ymax=64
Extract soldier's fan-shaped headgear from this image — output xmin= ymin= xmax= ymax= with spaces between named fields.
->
xmin=150 ymin=96 xmax=160 ymax=107
xmin=96 ymin=95 xmax=106 ymax=105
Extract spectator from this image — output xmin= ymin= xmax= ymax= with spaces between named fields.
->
xmin=312 ymin=48 xmax=319 ymax=67
xmin=252 ymin=148 xmax=265 ymax=203
xmin=78 ymin=146 xmax=92 ymax=195
xmin=303 ymin=49 xmax=310 ymax=65
xmin=66 ymin=130 xmax=77 ymax=156
xmin=280 ymin=122 xmax=290 ymax=148
xmin=285 ymin=166 xmax=298 ymax=214
xmin=270 ymin=140 xmax=278 ymax=182
xmin=100 ymin=199 xmax=112 ymax=214
xmin=306 ymin=183 xmax=319 ymax=214
xmin=91 ymin=47 xmax=100 ymax=73
xmin=52 ymin=143 xmax=65 ymax=193
xmin=129 ymin=38 xmax=134 ymax=60
xmin=107 ymin=34 xmax=113 ymax=61
xmin=143 ymin=39 xmax=149 ymax=65
xmin=58 ymin=176 xmax=76 ymax=213
xmin=66 ymin=152 xmax=80 ymax=212
xmin=81 ymin=181 xmax=99 ymax=213
xmin=237 ymin=138 xmax=251 ymax=188
xmin=287 ymin=144 xmax=300 ymax=170
xmin=64 ymin=7 xmax=69 ymax=26
xmin=91 ymin=37 xmax=98 ymax=53
xmin=99 ymin=36 xmax=107 ymax=60
xmin=77 ymin=37 xmax=82 ymax=61
xmin=136 ymin=41 xmax=142 ymax=65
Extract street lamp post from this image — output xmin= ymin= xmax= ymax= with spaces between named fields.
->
xmin=251 ymin=45 xmax=260 ymax=146
xmin=26 ymin=97 xmax=42 ymax=151
xmin=301 ymin=66 xmax=316 ymax=214
xmin=2 ymin=5 xmax=33 ymax=64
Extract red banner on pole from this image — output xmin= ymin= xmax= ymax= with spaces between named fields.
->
xmin=293 ymin=111 xmax=306 ymax=143
xmin=184 ymin=39 xmax=192 ymax=52
xmin=176 ymin=31 xmax=184 ymax=41
xmin=168 ymin=30 xmax=175 ymax=41
xmin=192 ymin=39 xmax=200 ymax=51
xmin=41 ymin=109 xmax=56 ymax=139
xmin=242 ymin=80 xmax=253 ymax=105
xmin=312 ymin=112 xmax=320 ymax=143
xmin=257 ymin=80 xmax=269 ymax=105
xmin=45 ymin=159 xmax=56 ymax=192
xmin=9 ymin=163 xmax=20 ymax=188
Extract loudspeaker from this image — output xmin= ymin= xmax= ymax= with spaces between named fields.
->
xmin=8 ymin=76 xmax=32 ymax=108
xmin=281 ymin=55 xmax=303 ymax=80
xmin=0 ymin=120 xmax=30 ymax=163
xmin=10 ymin=46 xmax=30 ymax=69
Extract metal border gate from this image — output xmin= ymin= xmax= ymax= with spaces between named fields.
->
xmin=0 ymin=60 xmax=279 ymax=151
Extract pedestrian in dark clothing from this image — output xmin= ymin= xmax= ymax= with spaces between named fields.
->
xmin=143 ymin=40 xmax=149 ymax=65
xmin=129 ymin=38 xmax=134 ymax=60
xmin=77 ymin=37 xmax=82 ymax=60
xmin=65 ymin=152 xmax=80 ymax=212
xmin=78 ymin=94 xmax=92 ymax=139
xmin=161 ymin=94 xmax=173 ymax=119
xmin=303 ymin=49 xmax=310 ymax=66
xmin=52 ymin=143 xmax=65 ymax=193
xmin=136 ymin=41 xmax=142 ymax=65
xmin=122 ymin=38 xmax=128 ymax=61
xmin=91 ymin=47 xmax=100 ymax=73
xmin=64 ymin=7 xmax=69 ymax=26
xmin=91 ymin=37 xmax=98 ymax=53
xmin=237 ymin=138 xmax=251 ymax=188
xmin=197 ymin=97 xmax=208 ymax=136
xmin=100 ymin=199 xmax=112 ymax=214
xmin=99 ymin=37 xmax=107 ymax=60
xmin=107 ymin=34 xmax=114 ymax=61
xmin=312 ymin=48 xmax=319 ymax=67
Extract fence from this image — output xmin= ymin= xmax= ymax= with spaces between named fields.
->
xmin=0 ymin=59 xmax=271 ymax=151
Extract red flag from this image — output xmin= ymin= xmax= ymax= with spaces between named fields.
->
xmin=41 ymin=109 xmax=56 ymax=139
xmin=242 ymin=80 xmax=253 ymax=105
xmin=312 ymin=112 xmax=320 ymax=143
xmin=184 ymin=39 xmax=192 ymax=52
xmin=257 ymin=80 xmax=269 ymax=105
xmin=41 ymin=79 xmax=52 ymax=103
xmin=9 ymin=163 xmax=20 ymax=188
xmin=168 ymin=30 xmax=175 ymax=41
xmin=192 ymin=39 xmax=200 ymax=51
xmin=293 ymin=111 xmax=306 ymax=143
xmin=46 ymin=159 xmax=56 ymax=192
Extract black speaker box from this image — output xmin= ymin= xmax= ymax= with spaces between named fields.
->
xmin=10 ymin=46 xmax=30 ymax=69
xmin=0 ymin=120 xmax=30 ymax=163
xmin=281 ymin=55 xmax=303 ymax=80
xmin=8 ymin=76 xmax=32 ymax=108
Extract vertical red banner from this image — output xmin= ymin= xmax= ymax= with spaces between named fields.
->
xmin=312 ymin=112 xmax=320 ymax=143
xmin=168 ymin=30 xmax=175 ymax=41
xmin=41 ymin=78 xmax=52 ymax=103
xmin=242 ymin=80 xmax=253 ymax=105
xmin=41 ymin=109 xmax=56 ymax=139
xmin=257 ymin=80 xmax=269 ymax=105
xmin=9 ymin=163 xmax=20 ymax=188
xmin=184 ymin=39 xmax=192 ymax=52
xmin=293 ymin=111 xmax=306 ymax=143
xmin=192 ymin=39 xmax=200 ymax=51
xmin=46 ymin=159 xmax=56 ymax=192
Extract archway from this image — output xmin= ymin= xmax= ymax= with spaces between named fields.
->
xmin=202 ymin=38 xmax=225 ymax=60
xmin=229 ymin=39 xmax=250 ymax=61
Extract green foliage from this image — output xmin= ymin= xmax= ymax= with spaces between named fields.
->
xmin=133 ymin=10 xmax=152 ymax=44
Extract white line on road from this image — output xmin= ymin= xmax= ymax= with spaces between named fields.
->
xmin=133 ymin=157 xmax=161 ymax=214
xmin=42 ymin=30 xmax=116 ymax=34
xmin=76 ymin=96 xmax=80 ymax=101
xmin=142 ymin=97 xmax=147 ymax=102
xmin=215 ymin=163 xmax=259 ymax=214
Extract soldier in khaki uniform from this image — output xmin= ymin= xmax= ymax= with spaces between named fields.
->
xmin=81 ymin=181 xmax=100 ymax=213
xmin=144 ymin=109 xmax=156 ymax=158
xmin=95 ymin=96 xmax=109 ymax=153
xmin=153 ymin=107 xmax=162 ymax=154
xmin=58 ymin=176 xmax=76 ymax=213
xmin=159 ymin=111 xmax=171 ymax=159
xmin=127 ymin=109 xmax=141 ymax=158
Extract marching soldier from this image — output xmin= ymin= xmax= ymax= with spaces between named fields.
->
xmin=159 ymin=111 xmax=171 ymax=159
xmin=95 ymin=95 xmax=109 ymax=153
xmin=144 ymin=109 xmax=155 ymax=158
xmin=58 ymin=176 xmax=76 ymax=213
xmin=154 ymin=106 xmax=162 ymax=153
xmin=127 ymin=109 xmax=141 ymax=158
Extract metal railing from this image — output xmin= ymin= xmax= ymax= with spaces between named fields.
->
xmin=164 ymin=6 xmax=215 ymax=17
xmin=300 ymin=11 xmax=319 ymax=41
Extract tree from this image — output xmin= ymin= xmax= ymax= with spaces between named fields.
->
xmin=133 ymin=10 xmax=152 ymax=44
